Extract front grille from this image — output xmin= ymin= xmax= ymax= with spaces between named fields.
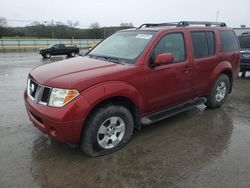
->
xmin=241 ymin=59 xmax=250 ymax=64
xmin=27 ymin=79 xmax=52 ymax=105
xmin=41 ymin=87 xmax=51 ymax=103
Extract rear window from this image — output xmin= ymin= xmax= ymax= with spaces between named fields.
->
xmin=191 ymin=31 xmax=215 ymax=59
xmin=220 ymin=31 xmax=239 ymax=52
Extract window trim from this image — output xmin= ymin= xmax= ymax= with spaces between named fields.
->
xmin=205 ymin=31 xmax=216 ymax=56
xmin=151 ymin=32 xmax=187 ymax=64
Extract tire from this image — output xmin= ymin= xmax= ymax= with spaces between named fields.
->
xmin=80 ymin=104 xmax=134 ymax=157
xmin=205 ymin=74 xmax=230 ymax=109
xmin=68 ymin=51 xmax=76 ymax=58
xmin=44 ymin=52 xmax=51 ymax=59
xmin=241 ymin=71 xmax=246 ymax=78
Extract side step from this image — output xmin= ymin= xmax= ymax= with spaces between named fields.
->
xmin=141 ymin=97 xmax=207 ymax=125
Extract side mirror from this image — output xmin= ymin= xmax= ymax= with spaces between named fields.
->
xmin=155 ymin=53 xmax=174 ymax=66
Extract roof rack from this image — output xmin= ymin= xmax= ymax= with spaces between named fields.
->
xmin=138 ymin=21 xmax=227 ymax=29
xmin=178 ymin=21 xmax=227 ymax=27
xmin=138 ymin=22 xmax=179 ymax=29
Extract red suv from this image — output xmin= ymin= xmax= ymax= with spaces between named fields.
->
xmin=24 ymin=21 xmax=240 ymax=156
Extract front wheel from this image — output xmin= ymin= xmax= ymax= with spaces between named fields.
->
xmin=44 ymin=52 xmax=51 ymax=59
xmin=80 ymin=104 xmax=134 ymax=157
xmin=205 ymin=74 xmax=230 ymax=109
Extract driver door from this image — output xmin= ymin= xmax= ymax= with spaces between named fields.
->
xmin=145 ymin=32 xmax=194 ymax=112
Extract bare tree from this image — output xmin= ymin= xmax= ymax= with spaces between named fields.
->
xmin=55 ymin=21 xmax=65 ymax=26
xmin=67 ymin=20 xmax=79 ymax=38
xmin=0 ymin=17 xmax=7 ymax=38
xmin=67 ymin=20 xmax=79 ymax=28
xmin=0 ymin=17 xmax=7 ymax=27
xmin=120 ymin=22 xmax=133 ymax=27
xmin=30 ymin=21 xmax=41 ymax=26
xmin=89 ymin=22 xmax=100 ymax=29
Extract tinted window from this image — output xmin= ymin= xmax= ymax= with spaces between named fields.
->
xmin=153 ymin=33 xmax=186 ymax=62
xmin=206 ymin=32 xmax=215 ymax=55
xmin=191 ymin=31 xmax=215 ymax=59
xmin=191 ymin=32 xmax=209 ymax=58
xmin=238 ymin=35 xmax=250 ymax=48
xmin=59 ymin=44 xmax=65 ymax=48
xmin=53 ymin=44 xmax=60 ymax=49
xmin=220 ymin=31 xmax=239 ymax=52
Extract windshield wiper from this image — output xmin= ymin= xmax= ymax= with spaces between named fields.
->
xmin=88 ymin=54 xmax=127 ymax=64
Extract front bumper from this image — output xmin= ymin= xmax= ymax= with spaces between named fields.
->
xmin=240 ymin=63 xmax=250 ymax=71
xmin=24 ymin=90 xmax=90 ymax=143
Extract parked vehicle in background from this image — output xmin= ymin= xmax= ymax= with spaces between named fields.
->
xmin=24 ymin=21 xmax=240 ymax=157
xmin=39 ymin=44 xmax=79 ymax=59
xmin=238 ymin=33 xmax=250 ymax=77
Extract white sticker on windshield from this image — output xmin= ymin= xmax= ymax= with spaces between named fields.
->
xmin=136 ymin=34 xmax=152 ymax=40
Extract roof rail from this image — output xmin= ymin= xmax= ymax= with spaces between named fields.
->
xmin=137 ymin=21 xmax=227 ymax=29
xmin=137 ymin=22 xmax=179 ymax=29
xmin=178 ymin=21 xmax=227 ymax=27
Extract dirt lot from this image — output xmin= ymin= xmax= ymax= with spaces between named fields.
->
xmin=0 ymin=52 xmax=250 ymax=187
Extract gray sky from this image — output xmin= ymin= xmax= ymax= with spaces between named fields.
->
xmin=1 ymin=0 xmax=249 ymax=28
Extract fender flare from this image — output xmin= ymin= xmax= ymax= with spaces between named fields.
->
xmin=80 ymin=81 xmax=145 ymax=116
xmin=207 ymin=61 xmax=233 ymax=95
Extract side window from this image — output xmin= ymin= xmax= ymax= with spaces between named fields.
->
xmin=206 ymin=32 xmax=215 ymax=55
xmin=53 ymin=44 xmax=60 ymax=49
xmin=220 ymin=31 xmax=239 ymax=52
xmin=59 ymin=44 xmax=65 ymax=49
xmin=153 ymin=33 xmax=186 ymax=62
xmin=191 ymin=31 xmax=215 ymax=59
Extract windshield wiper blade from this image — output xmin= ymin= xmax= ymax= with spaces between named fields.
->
xmin=89 ymin=54 xmax=127 ymax=64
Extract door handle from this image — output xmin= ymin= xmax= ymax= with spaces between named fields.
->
xmin=183 ymin=65 xmax=191 ymax=73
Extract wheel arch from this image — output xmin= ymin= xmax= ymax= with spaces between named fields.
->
xmin=207 ymin=61 xmax=233 ymax=95
xmin=85 ymin=96 xmax=141 ymax=130
xmin=80 ymin=82 xmax=144 ymax=134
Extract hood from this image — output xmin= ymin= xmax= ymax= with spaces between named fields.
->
xmin=30 ymin=56 xmax=132 ymax=91
xmin=39 ymin=47 xmax=49 ymax=51
xmin=240 ymin=48 xmax=250 ymax=53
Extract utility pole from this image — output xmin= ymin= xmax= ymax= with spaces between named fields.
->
xmin=216 ymin=10 xmax=220 ymax=22
xmin=51 ymin=19 xmax=55 ymax=38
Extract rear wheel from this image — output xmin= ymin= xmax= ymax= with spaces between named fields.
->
xmin=68 ymin=51 xmax=76 ymax=57
xmin=81 ymin=104 xmax=134 ymax=157
xmin=205 ymin=74 xmax=230 ymax=108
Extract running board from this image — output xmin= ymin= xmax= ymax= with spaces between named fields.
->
xmin=141 ymin=97 xmax=207 ymax=125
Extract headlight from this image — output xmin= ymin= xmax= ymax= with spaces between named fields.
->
xmin=48 ymin=88 xmax=79 ymax=107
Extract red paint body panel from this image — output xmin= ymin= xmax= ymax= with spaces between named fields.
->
xmin=24 ymin=90 xmax=91 ymax=143
xmin=24 ymin=26 xmax=240 ymax=143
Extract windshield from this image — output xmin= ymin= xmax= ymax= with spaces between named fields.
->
xmin=48 ymin=44 xmax=54 ymax=48
xmin=89 ymin=31 xmax=156 ymax=64
xmin=238 ymin=35 xmax=250 ymax=49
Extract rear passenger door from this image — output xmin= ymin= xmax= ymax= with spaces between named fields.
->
xmin=190 ymin=31 xmax=217 ymax=95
